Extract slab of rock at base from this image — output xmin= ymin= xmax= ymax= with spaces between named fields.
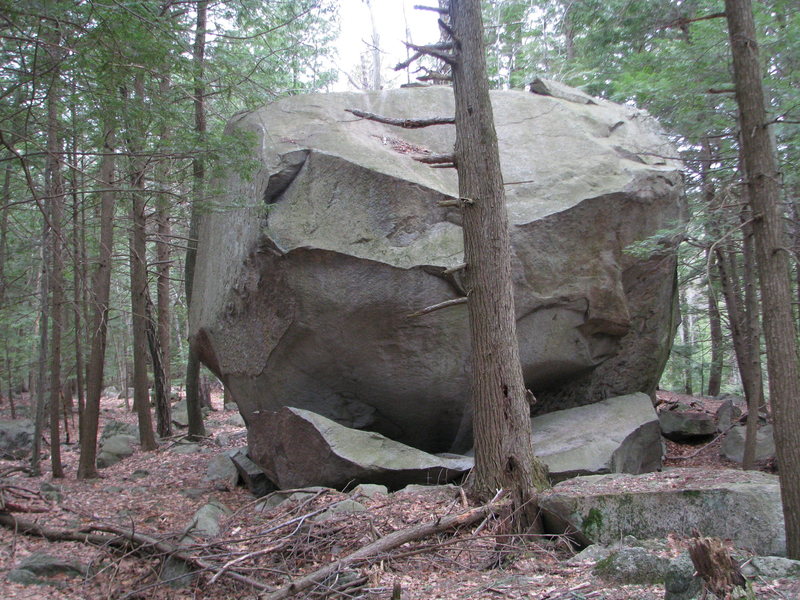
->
xmin=721 ymin=424 xmax=775 ymax=463
xmin=0 ymin=419 xmax=34 ymax=459
xmin=539 ymin=468 xmax=785 ymax=556
xmin=531 ymin=393 xmax=662 ymax=482
xmin=658 ymin=405 xmax=716 ymax=442
xmin=248 ymin=407 xmax=473 ymax=490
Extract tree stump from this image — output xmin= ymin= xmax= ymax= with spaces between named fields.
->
xmin=688 ymin=536 xmax=746 ymax=598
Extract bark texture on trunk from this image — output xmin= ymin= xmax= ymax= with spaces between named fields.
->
xmin=725 ymin=0 xmax=800 ymax=559
xmin=448 ymin=0 xmax=548 ymax=532
xmin=185 ymin=0 xmax=208 ymax=440
xmin=78 ymin=126 xmax=116 ymax=479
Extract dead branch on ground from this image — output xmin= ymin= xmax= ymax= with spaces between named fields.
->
xmin=261 ymin=490 xmax=506 ymax=600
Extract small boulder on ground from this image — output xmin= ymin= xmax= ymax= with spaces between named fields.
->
xmin=721 ymin=424 xmax=776 ymax=463
xmin=248 ymin=407 xmax=473 ymax=490
xmin=531 ymin=393 xmax=662 ymax=482
xmin=593 ymin=546 xmax=669 ymax=584
xmin=205 ymin=452 xmax=240 ymax=490
xmin=659 ymin=403 xmax=716 ymax=441
xmin=97 ymin=434 xmax=137 ymax=469
xmin=0 ymin=419 xmax=34 ymax=459
xmin=539 ymin=468 xmax=785 ymax=556
xmin=7 ymin=552 xmax=91 ymax=586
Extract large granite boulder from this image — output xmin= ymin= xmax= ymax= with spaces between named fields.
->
xmin=539 ymin=468 xmax=785 ymax=556
xmin=190 ymin=84 xmax=684 ymax=453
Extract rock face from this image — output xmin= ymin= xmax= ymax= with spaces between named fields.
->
xmin=190 ymin=84 xmax=684 ymax=453
xmin=531 ymin=393 xmax=663 ymax=481
xmin=539 ymin=468 xmax=785 ymax=556
xmin=248 ymin=407 xmax=473 ymax=490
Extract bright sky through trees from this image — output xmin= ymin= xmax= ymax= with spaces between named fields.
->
xmin=335 ymin=0 xmax=440 ymax=90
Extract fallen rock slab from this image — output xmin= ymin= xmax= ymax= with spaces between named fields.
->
xmin=531 ymin=392 xmax=662 ymax=482
xmin=248 ymin=407 xmax=473 ymax=490
xmin=539 ymin=468 xmax=785 ymax=556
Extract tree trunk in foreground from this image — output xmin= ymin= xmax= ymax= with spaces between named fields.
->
xmin=725 ymin=0 xmax=800 ymax=559
xmin=448 ymin=0 xmax=548 ymax=532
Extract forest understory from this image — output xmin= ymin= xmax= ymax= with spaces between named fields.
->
xmin=0 ymin=389 xmax=797 ymax=600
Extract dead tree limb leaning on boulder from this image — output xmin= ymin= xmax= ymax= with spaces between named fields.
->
xmin=261 ymin=491 xmax=506 ymax=600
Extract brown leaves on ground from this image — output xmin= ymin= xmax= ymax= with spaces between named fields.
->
xmin=0 ymin=390 xmax=794 ymax=600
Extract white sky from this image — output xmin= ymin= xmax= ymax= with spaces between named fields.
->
xmin=335 ymin=0 xmax=442 ymax=90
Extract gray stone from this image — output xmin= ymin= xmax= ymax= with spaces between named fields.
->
xmin=740 ymin=556 xmax=800 ymax=579
xmin=0 ymin=419 xmax=34 ymax=459
xmin=248 ymin=407 xmax=473 ymax=490
xmin=255 ymin=487 xmax=328 ymax=511
xmin=721 ymin=424 xmax=776 ymax=463
xmin=7 ymin=552 xmax=89 ymax=585
xmin=205 ymin=453 xmax=240 ymax=490
xmin=659 ymin=404 xmax=716 ymax=441
xmin=539 ymin=468 xmax=785 ymax=556
xmin=171 ymin=398 xmax=210 ymax=428
xmin=39 ymin=482 xmax=63 ymax=503
xmin=100 ymin=420 xmax=138 ymax=442
xmin=592 ymin=546 xmax=669 ymax=584
xmin=664 ymin=553 xmax=702 ymax=600
xmin=180 ymin=488 xmax=206 ymax=500
xmin=185 ymin=500 xmax=231 ymax=539
xmin=169 ymin=442 xmax=201 ymax=454
xmin=101 ymin=385 xmax=119 ymax=398
xmin=531 ymin=393 xmax=662 ymax=482
xmin=565 ymin=544 xmax=613 ymax=565
xmin=231 ymin=450 xmax=276 ymax=497
xmin=716 ymin=399 xmax=743 ymax=432
xmin=129 ymin=469 xmax=150 ymax=480
xmin=226 ymin=413 xmax=245 ymax=427
xmin=314 ymin=499 xmax=367 ymax=522
xmin=351 ymin=483 xmax=389 ymax=499
xmin=96 ymin=451 xmax=121 ymax=469
xmin=189 ymin=85 xmax=684 ymax=453
xmin=100 ymin=433 xmax=136 ymax=456
xmin=97 ymin=434 xmax=137 ymax=468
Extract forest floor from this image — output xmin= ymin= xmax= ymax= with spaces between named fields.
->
xmin=0 ymin=389 xmax=794 ymax=600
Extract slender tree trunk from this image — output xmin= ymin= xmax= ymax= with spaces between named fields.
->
xmin=726 ymin=0 xmax=800 ymax=559
xmin=70 ymin=91 xmax=86 ymax=420
xmin=449 ymin=0 xmax=548 ymax=533
xmin=31 ymin=217 xmax=50 ymax=476
xmin=77 ymin=124 xmax=116 ymax=480
xmin=679 ymin=288 xmax=694 ymax=396
xmin=46 ymin=75 xmax=65 ymax=478
xmin=185 ymin=0 xmax=208 ymax=440
xmin=739 ymin=198 xmax=764 ymax=469
xmin=145 ymin=293 xmax=171 ymax=438
xmin=700 ymin=137 xmax=723 ymax=397
xmin=706 ymin=266 xmax=724 ymax=397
